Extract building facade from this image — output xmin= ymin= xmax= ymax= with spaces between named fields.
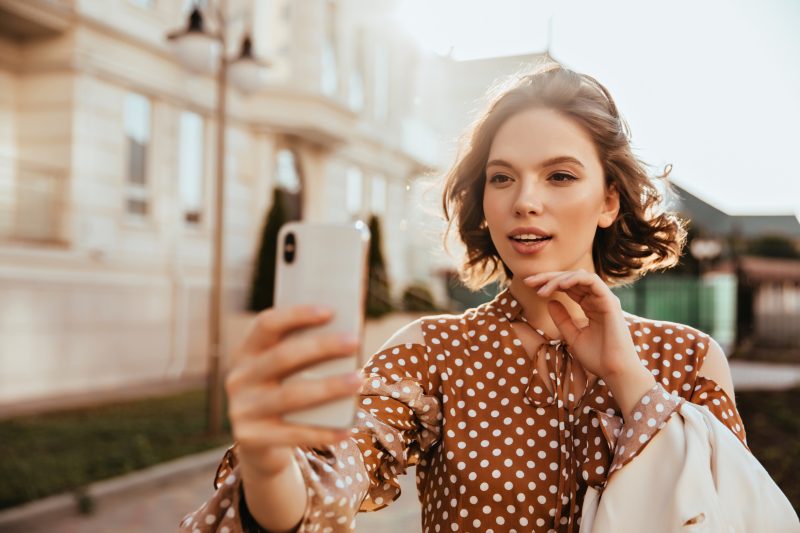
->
xmin=0 ymin=0 xmax=448 ymax=404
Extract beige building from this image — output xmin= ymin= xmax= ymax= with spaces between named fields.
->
xmin=0 ymin=0 xmax=446 ymax=405
xmin=0 ymin=0 xmax=550 ymax=405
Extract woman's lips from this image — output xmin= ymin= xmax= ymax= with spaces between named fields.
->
xmin=509 ymin=236 xmax=552 ymax=255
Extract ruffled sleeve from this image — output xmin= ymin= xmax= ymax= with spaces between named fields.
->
xmin=596 ymin=339 xmax=749 ymax=481
xmin=178 ymin=341 xmax=442 ymax=532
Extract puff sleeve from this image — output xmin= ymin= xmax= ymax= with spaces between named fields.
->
xmin=178 ymin=341 xmax=442 ymax=532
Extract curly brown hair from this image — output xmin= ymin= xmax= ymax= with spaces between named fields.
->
xmin=442 ymin=63 xmax=687 ymax=290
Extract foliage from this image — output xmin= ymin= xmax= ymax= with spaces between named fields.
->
xmin=735 ymin=386 xmax=800 ymax=513
xmin=746 ymin=234 xmax=800 ymax=259
xmin=248 ymin=189 xmax=299 ymax=312
xmin=366 ymin=214 xmax=395 ymax=317
xmin=402 ymin=282 xmax=439 ymax=312
xmin=0 ymin=390 xmax=231 ymax=510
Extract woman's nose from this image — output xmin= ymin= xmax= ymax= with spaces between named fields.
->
xmin=512 ymin=181 xmax=544 ymax=216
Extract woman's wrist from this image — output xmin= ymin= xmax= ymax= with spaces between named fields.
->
xmin=603 ymin=363 xmax=657 ymax=422
xmin=240 ymin=453 xmax=308 ymax=533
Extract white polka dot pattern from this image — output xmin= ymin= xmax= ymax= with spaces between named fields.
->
xmin=604 ymin=383 xmax=683 ymax=478
xmin=179 ymin=288 xmax=749 ymax=532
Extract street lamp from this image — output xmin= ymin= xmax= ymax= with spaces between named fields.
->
xmin=167 ymin=1 xmax=269 ymax=435
xmin=689 ymin=237 xmax=723 ymax=275
xmin=689 ymin=236 xmax=723 ymax=332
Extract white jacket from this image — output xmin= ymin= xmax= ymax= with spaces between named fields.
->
xmin=580 ymin=401 xmax=800 ymax=532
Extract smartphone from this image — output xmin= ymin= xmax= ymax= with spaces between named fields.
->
xmin=274 ymin=221 xmax=371 ymax=429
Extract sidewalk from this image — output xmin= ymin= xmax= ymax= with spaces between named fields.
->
xmin=729 ymin=360 xmax=800 ymax=390
xmin=0 ymin=447 xmax=421 ymax=532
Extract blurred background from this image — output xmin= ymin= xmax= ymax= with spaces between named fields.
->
xmin=0 ymin=0 xmax=798 ymax=531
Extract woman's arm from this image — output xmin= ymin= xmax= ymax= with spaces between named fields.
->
xmin=240 ymin=452 xmax=307 ymax=533
xmin=696 ymin=337 xmax=736 ymax=405
xmin=179 ymin=319 xmax=442 ymax=532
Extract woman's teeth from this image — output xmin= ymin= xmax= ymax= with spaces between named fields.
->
xmin=512 ymin=235 xmax=551 ymax=242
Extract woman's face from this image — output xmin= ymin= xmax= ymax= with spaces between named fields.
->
xmin=482 ymin=107 xmax=619 ymax=280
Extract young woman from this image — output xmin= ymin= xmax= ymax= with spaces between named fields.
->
xmin=180 ymin=64 xmax=752 ymax=533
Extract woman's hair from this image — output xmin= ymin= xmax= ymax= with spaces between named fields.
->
xmin=442 ymin=63 xmax=687 ymax=290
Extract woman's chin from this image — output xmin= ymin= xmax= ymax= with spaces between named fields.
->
xmin=508 ymin=265 xmax=548 ymax=283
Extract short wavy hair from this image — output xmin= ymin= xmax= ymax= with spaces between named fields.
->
xmin=442 ymin=63 xmax=687 ymax=290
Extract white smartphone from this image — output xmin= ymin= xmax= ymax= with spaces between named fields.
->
xmin=274 ymin=221 xmax=371 ymax=429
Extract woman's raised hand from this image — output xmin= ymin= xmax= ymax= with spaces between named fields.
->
xmin=523 ymin=269 xmax=640 ymax=381
xmin=225 ymin=305 xmax=364 ymax=479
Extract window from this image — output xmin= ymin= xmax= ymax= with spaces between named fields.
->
xmin=346 ymin=166 xmax=363 ymax=216
xmin=179 ymin=111 xmax=204 ymax=224
xmin=124 ymin=92 xmax=151 ymax=217
xmin=348 ymin=31 xmax=365 ymax=111
xmin=181 ymin=0 xmax=207 ymax=11
xmin=373 ymin=44 xmax=389 ymax=121
xmin=275 ymin=148 xmax=301 ymax=194
xmin=321 ymin=0 xmax=338 ymax=96
xmin=371 ymin=174 xmax=386 ymax=214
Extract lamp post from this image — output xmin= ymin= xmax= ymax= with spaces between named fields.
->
xmin=690 ymin=237 xmax=723 ymax=275
xmin=167 ymin=1 xmax=268 ymax=435
xmin=689 ymin=236 xmax=723 ymax=332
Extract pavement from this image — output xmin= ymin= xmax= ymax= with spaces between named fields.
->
xmin=0 ymin=448 xmax=422 ymax=533
xmin=729 ymin=360 xmax=800 ymax=390
xmin=0 ymin=359 xmax=797 ymax=532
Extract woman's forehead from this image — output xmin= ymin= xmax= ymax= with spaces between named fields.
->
xmin=487 ymin=108 xmax=600 ymax=169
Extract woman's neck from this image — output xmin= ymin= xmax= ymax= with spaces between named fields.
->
xmin=507 ymin=276 xmax=588 ymax=340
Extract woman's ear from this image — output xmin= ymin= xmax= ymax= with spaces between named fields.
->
xmin=598 ymin=182 xmax=620 ymax=229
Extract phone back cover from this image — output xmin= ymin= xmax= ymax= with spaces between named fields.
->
xmin=275 ymin=222 xmax=369 ymax=429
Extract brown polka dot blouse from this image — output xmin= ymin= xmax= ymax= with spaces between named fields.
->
xmin=180 ymin=288 xmax=748 ymax=533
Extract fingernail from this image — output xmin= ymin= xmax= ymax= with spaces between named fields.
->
xmin=339 ymin=333 xmax=359 ymax=346
xmin=312 ymin=306 xmax=332 ymax=317
xmin=346 ymin=372 xmax=363 ymax=385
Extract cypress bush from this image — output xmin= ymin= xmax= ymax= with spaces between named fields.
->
xmin=366 ymin=214 xmax=394 ymax=317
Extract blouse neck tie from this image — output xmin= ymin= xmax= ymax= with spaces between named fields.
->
xmin=518 ymin=317 xmax=592 ymax=533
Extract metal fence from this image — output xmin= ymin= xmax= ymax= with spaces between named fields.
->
xmin=614 ymin=274 xmax=800 ymax=351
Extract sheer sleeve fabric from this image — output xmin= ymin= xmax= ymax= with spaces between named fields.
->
xmin=178 ymin=341 xmax=442 ymax=532
xmin=596 ymin=328 xmax=748 ymax=479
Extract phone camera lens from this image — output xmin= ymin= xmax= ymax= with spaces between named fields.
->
xmin=283 ymin=232 xmax=296 ymax=264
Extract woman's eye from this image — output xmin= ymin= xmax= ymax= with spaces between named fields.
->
xmin=550 ymin=172 xmax=577 ymax=183
xmin=489 ymin=174 xmax=512 ymax=184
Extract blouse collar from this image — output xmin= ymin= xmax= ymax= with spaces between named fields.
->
xmin=486 ymin=286 xmax=563 ymax=346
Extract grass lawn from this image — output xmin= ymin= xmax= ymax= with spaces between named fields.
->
xmin=735 ymin=386 xmax=800 ymax=513
xmin=0 ymin=389 xmax=231 ymax=510
xmin=0 ymin=386 xmax=797 ymax=514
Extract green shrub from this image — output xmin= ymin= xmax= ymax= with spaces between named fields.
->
xmin=0 ymin=389 xmax=231 ymax=510
xmin=366 ymin=214 xmax=395 ymax=317
xmin=402 ymin=283 xmax=438 ymax=312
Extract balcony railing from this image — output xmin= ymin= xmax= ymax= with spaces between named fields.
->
xmin=0 ymin=155 xmax=68 ymax=244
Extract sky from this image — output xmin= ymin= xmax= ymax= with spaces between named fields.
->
xmin=394 ymin=0 xmax=800 ymax=216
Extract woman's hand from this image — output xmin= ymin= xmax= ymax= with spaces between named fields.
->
xmin=225 ymin=305 xmax=365 ymax=480
xmin=523 ymin=270 xmax=656 ymax=417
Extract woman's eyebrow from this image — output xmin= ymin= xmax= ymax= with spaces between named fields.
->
xmin=486 ymin=156 xmax=585 ymax=171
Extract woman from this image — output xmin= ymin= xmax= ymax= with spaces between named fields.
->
xmin=180 ymin=64 xmax=756 ymax=532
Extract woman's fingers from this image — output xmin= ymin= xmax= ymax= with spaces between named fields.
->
xmin=532 ymin=271 xmax=582 ymax=296
xmin=528 ymin=270 xmax=608 ymax=300
xmin=233 ymin=419 xmax=351 ymax=451
xmin=227 ymin=331 xmax=359 ymax=390
xmin=546 ymin=299 xmax=581 ymax=345
xmin=230 ymin=372 xmax=364 ymax=421
xmin=265 ymin=332 xmax=359 ymax=381
xmin=523 ymin=270 xmax=565 ymax=288
xmin=238 ymin=305 xmax=334 ymax=355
